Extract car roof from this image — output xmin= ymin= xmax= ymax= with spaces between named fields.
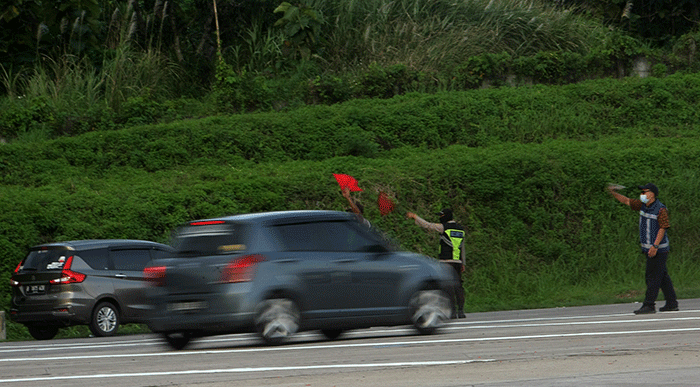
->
xmin=187 ymin=210 xmax=357 ymax=226
xmin=31 ymin=239 xmax=171 ymax=251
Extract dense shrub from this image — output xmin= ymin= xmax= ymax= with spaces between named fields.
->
xmin=2 ymin=136 xmax=700 ymax=319
xmin=3 ymin=72 xmax=700 ymax=180
xmin=4 ymin=72 xmax=700 ymax=340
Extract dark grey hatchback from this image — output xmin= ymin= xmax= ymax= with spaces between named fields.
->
xmin=10 ymin=239 xmax=173 ymax=340
xmin=145 ymin=210 xmax=457 ymax=350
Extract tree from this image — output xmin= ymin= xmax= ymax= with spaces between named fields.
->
xmin=560 ymin=0 xmax=700 ymax=44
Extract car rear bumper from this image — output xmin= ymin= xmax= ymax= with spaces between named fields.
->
xmin=147 ymin=310 xmax=255 ymax=333
xmin=9 ymin=307 xmax=89 ymax=326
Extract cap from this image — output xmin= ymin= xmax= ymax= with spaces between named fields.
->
xmin=436 ymin=208 xmax=453 ymax=220
xmin=638 ymin=183 xmax=659 ymax=196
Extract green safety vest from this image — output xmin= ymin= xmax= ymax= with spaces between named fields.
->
xmin=439 ymin=223 xmax=465 ymax=261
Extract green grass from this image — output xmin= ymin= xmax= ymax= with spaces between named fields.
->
xmin=2 ymin=0 xmax=700 ymax=342
xmin=315 ymin=0 xmax=605 ymax=74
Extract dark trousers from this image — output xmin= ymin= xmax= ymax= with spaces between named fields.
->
xmin=442 ymin=261 xmax=465 ymax=312
xmin=643 ymin=250 xmax=677 ymax=307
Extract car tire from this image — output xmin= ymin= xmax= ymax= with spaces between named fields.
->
xmin=27 ymin=325 xmax=59 ymax=340
xmin=255 ymin=298 xmax=300 ymax=345
xmin=163 ymin=332 xmax=191 ymax=350
xmin=320 ymin=329 xmax=344 ymax=340
xmin=89 ymin=301 xmax=120 ymax=337
xmin=409 ymin=289 xmax=451 ymax=335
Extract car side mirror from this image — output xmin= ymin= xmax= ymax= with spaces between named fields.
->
xmin=363 ymin=244 xmax=389 ymax=254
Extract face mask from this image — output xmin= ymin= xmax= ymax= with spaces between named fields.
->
xmin=640 ymin=194 xmax=649 ymax=204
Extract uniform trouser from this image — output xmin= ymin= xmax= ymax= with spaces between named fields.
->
xmin=441 ymin=261 xmax=465 ymax=312
xmin=643 ymin=250 xmax=677 ymax=307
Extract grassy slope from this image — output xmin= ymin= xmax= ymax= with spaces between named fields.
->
xmin=2 ymin=73 xmax=700 ymax=340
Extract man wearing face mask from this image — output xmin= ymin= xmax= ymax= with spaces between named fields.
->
xmin=406 ymin=208 xmax=467 ymax=318
xmin=608 ymin=183 xmax=679 ymax=314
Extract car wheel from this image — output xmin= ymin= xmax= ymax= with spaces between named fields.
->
xmin=89 ymin=301 xmax=120 ymax=337
xmin=27 ymin=325 xmax=59 ymax=340
xmin=409 ymin=289 xmax=451 ymax=335
xmin=320 ymin=329 xmax=344 ymax=340
xmin=163 ymin=332 xmax=191 ymax=350
xmin=255 ymin=298 xmax=300 ymax=345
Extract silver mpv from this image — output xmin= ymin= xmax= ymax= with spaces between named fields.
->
xmin=10 ymin=239 xmax=173 ymax=340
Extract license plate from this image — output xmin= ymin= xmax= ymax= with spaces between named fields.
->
xmin=25 ymin=285 xmax=46 ymax=295
xmin=168 ymin=301 xmax=207 ymax=312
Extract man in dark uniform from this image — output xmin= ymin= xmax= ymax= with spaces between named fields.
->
xmin=608 ymin=183 xmax=679 ymax=314
xmin=406 ymin=208 xmax=467 ymax=318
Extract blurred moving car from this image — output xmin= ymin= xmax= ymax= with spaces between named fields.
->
xmin=10 ymin=240 xmax=173 ymax=340
xmin=145 ymin=210 xmax=457 ymax=350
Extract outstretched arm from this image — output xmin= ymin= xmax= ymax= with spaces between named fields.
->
xmin=342 ymin=187 xmax=362 ymax=215
xmin=406 ymin=212 xmax=444 ymax=233
xmin=607 ymin=186 xmax=631 ymax=206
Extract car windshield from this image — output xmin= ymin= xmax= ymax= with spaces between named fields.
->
xmin=21 ymin=247 xmax=72 ymax=271
xmin=172 ymin=222 xmax=246 ymax=256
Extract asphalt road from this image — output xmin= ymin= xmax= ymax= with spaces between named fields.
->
xmin=2 ymin=299 xmax=700 ymax=387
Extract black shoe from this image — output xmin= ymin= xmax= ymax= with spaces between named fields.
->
xmin=634 ymin=305 xmax=656 ymax=314
xmin=457 ymin=310 xmax=466 ymax=318
xmin=659 ymin=304 xmax=679 ymax=312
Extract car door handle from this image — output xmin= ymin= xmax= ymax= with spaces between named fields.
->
xmin=333 ymin=259 xmax=358 ymax=264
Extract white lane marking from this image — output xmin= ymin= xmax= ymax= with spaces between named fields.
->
xmin=2 ymin=326 xmax=700 ymax=364
xmin=0 ymin=337 xmax=164 ymax=353
xmin=0 ymin=359 xmax=496 ymax=383
xmin=455 ymin=308 xmax=700 ymax=326
xmin=445 ymin=316 xmax=700 ymax=331
xmin=2 ymin=314 xmax=700 ymax=354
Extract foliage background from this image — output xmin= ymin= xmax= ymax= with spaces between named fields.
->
xmin=2 ymin=0 xmax=700 ymax=340
xmin=3 ymin=73 xmax=700 ymax=340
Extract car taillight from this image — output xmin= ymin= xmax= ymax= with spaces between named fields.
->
xmin=144 ymin=266 xmax=167 ymax=286
xmin=190 ymin=220 xmax=225 ymax=226
xmin=49 ymin=256 xmax=86 ymax=284
xmin=221 ymin=254 xmax=264 ymax=283
xmin=10 ymin=260 xmax=23 ymax=286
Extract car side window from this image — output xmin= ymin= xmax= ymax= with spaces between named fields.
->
xmin=275 ymin=221 xmax=377 ymax=252
xmin=78 ymin=248 xmax=109 ymax=270
xmin=111 ymin=249 xmax=152 ymax=271
xmin=172 ymin=223 xmax=245 ymax=256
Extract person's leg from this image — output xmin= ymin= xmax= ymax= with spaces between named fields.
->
xmin=643 ymin=254 xmax=665 ymax=307
xmin=444 ymin=262 xmax=465 ymax=317
xmin=634 ymin=255 xmax=661 ymax=314
xmin=657 ymin=251 xmax=678 ymax=310
xmin=454 ymin=266 xmax=465 ymax=317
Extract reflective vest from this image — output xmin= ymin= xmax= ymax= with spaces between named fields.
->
xmin=439 ymin=222 xmax=465 ymax=261
xmin=639 ymin=200 xmax=669 ymax=252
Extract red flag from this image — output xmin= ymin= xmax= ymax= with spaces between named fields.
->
xmin=378 ymin=191 xmax=395 ymax=216
xmin=333 ymin=173 xmax=363 ymax=192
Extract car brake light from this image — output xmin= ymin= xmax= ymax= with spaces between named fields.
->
xmin=190 ymin=220 xmax=226 ymax=226
xmin=221 ymin=254 xmax=264 ymax=283
xmin=10 ymin=260 xmax=23 ymax=286
xmin=144 ymin=266 xmax=167 ymax=286
xmin=49 ymin=256 xmax=86 ymax=284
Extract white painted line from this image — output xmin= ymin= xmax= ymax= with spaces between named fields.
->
xmin=0 ymin=338 xmax=163 ymax=354
xmin=0 ymin=359 xmax=496 ymax=383
xmin=455 ymin=308 xmax=700 ymax=326
xmin=2 ymin=308 xmax=698 ymax=355
xmin=1 ymin=326 xmax=699 ymax=363
xmin=444 ymin=316 xmax=700 ymax=331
